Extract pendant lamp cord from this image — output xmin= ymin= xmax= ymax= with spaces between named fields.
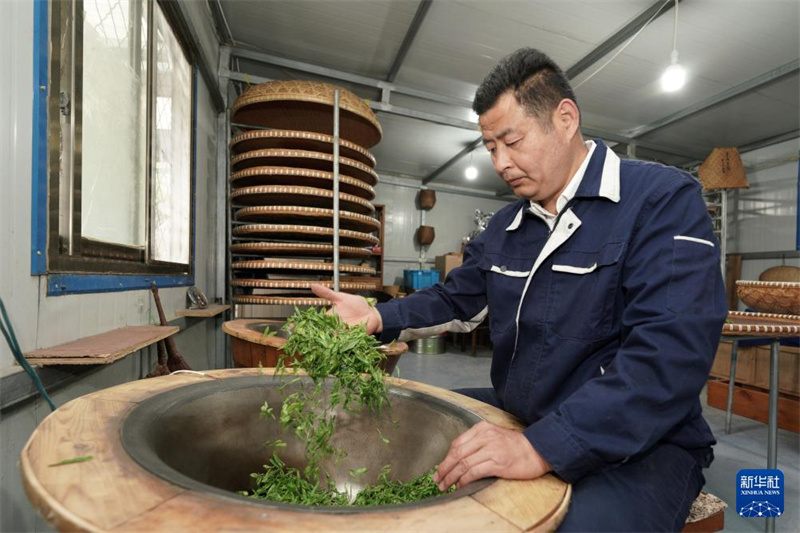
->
xmin=0 ymin=297 xmax=57 ymax=411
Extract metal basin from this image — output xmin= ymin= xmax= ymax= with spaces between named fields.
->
xmin=121 ymin=376 xmax=493 ymax=511
xmin=244 ymin=320 xmax=290 ymax=338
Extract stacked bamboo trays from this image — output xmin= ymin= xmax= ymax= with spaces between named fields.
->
xmin=230 ymin=81 xmax=383 ymax=308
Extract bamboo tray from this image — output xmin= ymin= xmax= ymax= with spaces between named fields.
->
xmin=231 ymin=149 xmax=378 ymax=187
xmin=235 ymin=205 xmax=379 ymax=233
xmin=231 ymin=259 xmax=376 ymax=276
xmin=229 ymin=166 xmax=375 ymax=200
xmin=232 ymin=279 xmax=377 ymax=291
xmin=230 ymin=185 xmax=374 ymax=215
xmin=232 ymin=224 xmax=379 ymax=247
xmin=230 ymin=242 xmax=371 ymax=259
xmin=231 ymin=80 xmax=382 ymax=149
xmin=229 ymin=129 xmax=376 ymax=168
xmin=232 ymin=295 xmax=332 ymax=306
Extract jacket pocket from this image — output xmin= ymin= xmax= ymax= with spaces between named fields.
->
xmin=667 ymin=235 xmax=719 ymax=314
xmin=548 ymin=242 xmax=625 ymax=341
xmin=481 ymin=255 xmax=534 ymax=333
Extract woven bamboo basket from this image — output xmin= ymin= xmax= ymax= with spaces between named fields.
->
xmin=419 ymin=189 xmax=437 ymax=210
xmin=230 ymin=185 xmax=374 ymax=215
xmin=231 ymin=149 xmax=378 ymax=186
xmin=417 ymin=225 xmax=435 ymax=245
xmin=229 ymin=166 xmax=375 ymax=200
xmin=698 ymin=147 xmax=749 ymax=190
xmin=759 ymin=265 xmax=800 ymax=283
xmin=234 ymin=205 xmax=379 ymax=233
xmin=231 ymin=80 xmax=382 ymax=149
xmin=229 ymin=129 xmax=376 ymax=168
xmin=229 ymin=242 xmax=371 ymax=259
xmin=737 ymin=280 xmax=800 ymax=315
xmin=232 ymin=224 xmax=379 ymax=247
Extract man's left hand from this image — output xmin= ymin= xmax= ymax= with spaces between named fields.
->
xmin=432 ymin=421 xmax=552 ymax=490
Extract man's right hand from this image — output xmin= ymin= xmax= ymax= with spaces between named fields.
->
xmin=310 ymin=284 xmax=383 ymax=335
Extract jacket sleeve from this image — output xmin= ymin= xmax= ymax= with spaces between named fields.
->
xmin=524 ymin=177 xmax=727 ymax=482
xmin=376 ymin=232 xmax=490 ymax=344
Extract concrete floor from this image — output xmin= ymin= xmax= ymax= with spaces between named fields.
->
xmin=395 ymin=341 xmax=800 ymax=532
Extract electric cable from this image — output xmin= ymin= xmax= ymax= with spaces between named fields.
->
xmin=0 ymin=297 xmax=57 ymax=411
xmin=574 ymin=0 xmax=672 ymax=90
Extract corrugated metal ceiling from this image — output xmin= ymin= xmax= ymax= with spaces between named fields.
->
xmin=213 ymin=0 xmax=800 ymax=196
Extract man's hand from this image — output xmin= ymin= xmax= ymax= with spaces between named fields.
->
xmin=432 ymin=421 xmax=552 ymax=490
xmin=310 ymin=284 xmax=383 ymax=334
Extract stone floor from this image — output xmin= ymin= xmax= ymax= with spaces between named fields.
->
xmin=395 ymin=340 xmax=800 ymax=532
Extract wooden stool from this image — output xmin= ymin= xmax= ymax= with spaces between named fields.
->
xmin=682 ymin=491 xmax=727 ymax=532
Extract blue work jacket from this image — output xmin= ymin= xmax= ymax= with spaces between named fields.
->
xmin=377 ymin=140 xmax=727 ymax=483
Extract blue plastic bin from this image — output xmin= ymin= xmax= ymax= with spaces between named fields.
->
xmin=404 ymin=269 xmax=440 ymax=290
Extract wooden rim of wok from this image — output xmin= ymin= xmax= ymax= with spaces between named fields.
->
xmin=21 ymin=368 xmax=570 ymax=533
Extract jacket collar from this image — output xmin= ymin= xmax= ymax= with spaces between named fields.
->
xmin=505 ymin=139 xmax=621 ymax=231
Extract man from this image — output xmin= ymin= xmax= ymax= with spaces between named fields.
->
xmin=313 ymin=48 xmax=727 ymax=531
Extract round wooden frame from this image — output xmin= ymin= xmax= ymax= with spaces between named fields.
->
xmin=229 ymin=129 xmax=376 ymax=168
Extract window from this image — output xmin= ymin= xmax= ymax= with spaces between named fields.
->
xmin=39 ymin=0 xmax=194 ymax=289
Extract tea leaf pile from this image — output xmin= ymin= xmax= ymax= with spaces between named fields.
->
xmin=245 ymin=307 xmax=453 ymax=506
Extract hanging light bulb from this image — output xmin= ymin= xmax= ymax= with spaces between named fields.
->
xmin=661 ymin=0 xmax=686 ymax=92
xmin=661 ymin=50 xmax=686 ymax=92
xmin=465 ymin=150 xmax=478 ymax=180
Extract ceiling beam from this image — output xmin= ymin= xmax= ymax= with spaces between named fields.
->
xmin=738 ymin=129 xmax=800 ymax=154
xmin=386 ymin=0 xmax=433 ymax=83
xmin=424 ymin=0 xmax=682 ymax=185
xmin=629 ymin=59 xmax=800 ymax=139
xmin=423 ymin=138 xmax=484 ymax=185
xmin=225 ymin=46 xmax=472 ymax=108
xmin=566 ymin=0 xmax=679 ymax=80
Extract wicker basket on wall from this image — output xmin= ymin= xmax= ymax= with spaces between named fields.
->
xmin=698 ymin=147 xmax=749 ymax=191
xmin=417 ymin=225 xmax=435 ymax=245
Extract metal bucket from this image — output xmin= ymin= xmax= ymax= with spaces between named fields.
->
xmin=409 ymin=334 xmax=446 ymax=355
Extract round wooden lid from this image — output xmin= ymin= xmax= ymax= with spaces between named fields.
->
xmin=229 ymin=166 xmax=375 ymax=200
xmin=234 ymin=205 xmax=379 ymax=233
xmin=230 ymin=185 xmax=374 ymax=215
xmin=231 ymin=149 xmax=378 ymax=187
xmin=229 ymin=129 xmax=376 ymax=168
xmin=232 ymin=224 xmax=378 ymax=247
xmin=231 ymin=81 xmax=382 ymax=148
xmin=230 ymin=242 xmax=371 ymax=259
xmin=231 ymin=259 xmax=376 ymax=276
xmin=232 ymin=279 xmax=376 ymax=291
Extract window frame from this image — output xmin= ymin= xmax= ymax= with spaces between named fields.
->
xmin=31 ymin=0 xmax=197 ymax=295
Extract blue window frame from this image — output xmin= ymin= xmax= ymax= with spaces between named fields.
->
xmin=31 ymin=0 xmax=196 ymax=296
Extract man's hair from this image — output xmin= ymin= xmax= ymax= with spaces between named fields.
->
xmin=473 ymin=47 xmax=578 ymax=129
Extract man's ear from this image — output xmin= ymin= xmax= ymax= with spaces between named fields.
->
xmin=555 ymin=99 xmax=581 ymax=139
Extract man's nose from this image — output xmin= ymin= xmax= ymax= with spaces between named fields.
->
xmin=493 ymin=146 xmax=513 ymax=175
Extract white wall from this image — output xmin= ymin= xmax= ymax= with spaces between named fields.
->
xmin=373 ymin=178 xmax=513 ymax=287
xmin=728 ymin=138 xmax=799 ymax=286
xmin=0 ymin=2 xmax=224 ymax=531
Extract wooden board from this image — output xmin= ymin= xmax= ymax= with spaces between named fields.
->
xmin=21 ymin=368 xmax=570 ymax=533
xmin=24 ymin=326 xmax=179 ymax=366
xmin=707 ymin=378 xmax=799 ymax=433
xmin=174 ymin=304 xmax=230 ymax=318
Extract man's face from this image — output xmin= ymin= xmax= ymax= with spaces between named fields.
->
xmin=479 ymin=92 xmax=574 ymax=207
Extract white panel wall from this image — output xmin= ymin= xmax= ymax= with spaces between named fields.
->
xmin=0 ymin=2 xmax=223 ymax=531
xmin=373 ymin=179 xmax=512 ymax=287
xmin=729 ymin=138 xmax=800 ymax=285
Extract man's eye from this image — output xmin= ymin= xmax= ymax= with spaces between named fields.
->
xmin=507 ymin=139 xmax=519 ymax=146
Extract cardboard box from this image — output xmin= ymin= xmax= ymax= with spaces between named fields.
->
xmin=435 ymin=253 xmax=463 ymax=279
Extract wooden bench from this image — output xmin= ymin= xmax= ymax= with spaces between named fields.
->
xmin=682 ymin=491 xmax=726 ymax=532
